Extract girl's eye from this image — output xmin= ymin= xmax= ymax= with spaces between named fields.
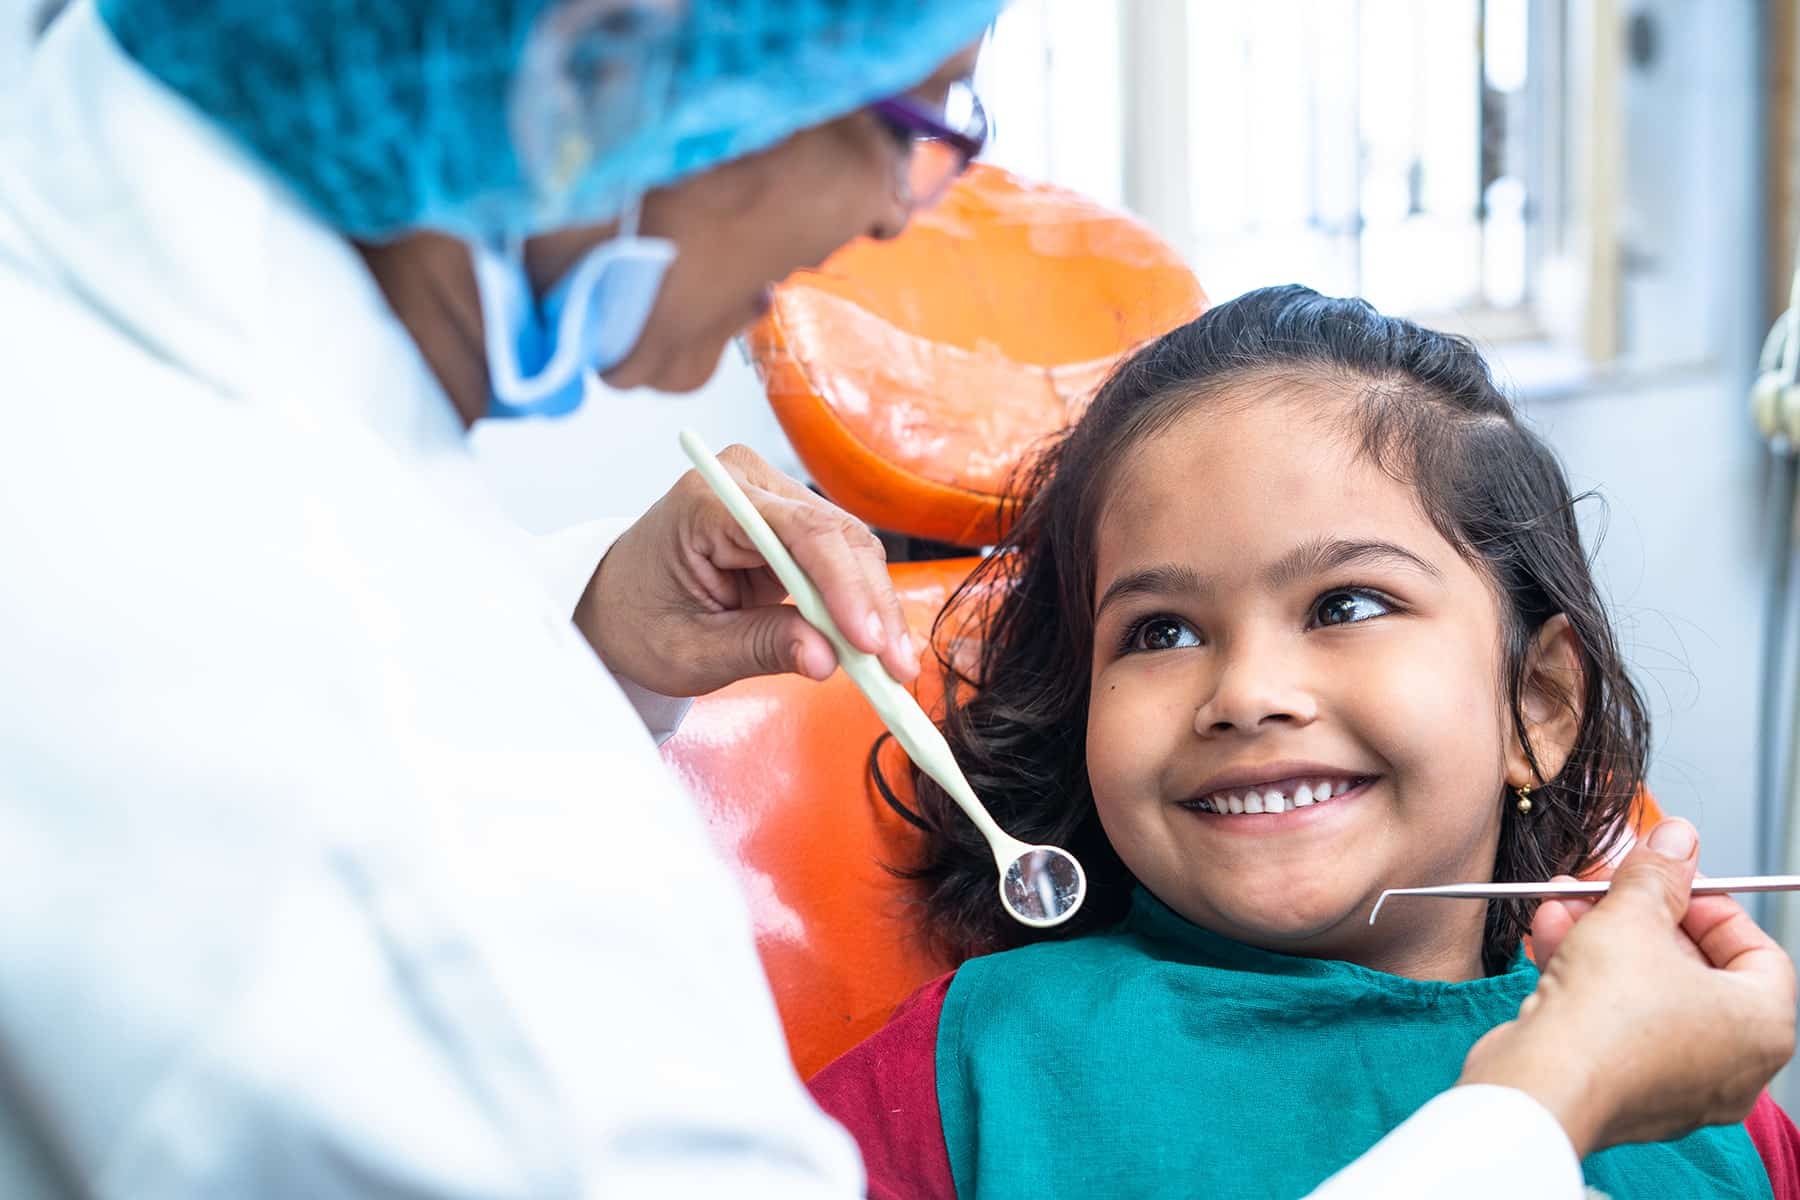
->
xmin=1311 ymin=589 xmax=1394 ymax=628
xmin=1127 ymin=616 xmax=1202 ymax=653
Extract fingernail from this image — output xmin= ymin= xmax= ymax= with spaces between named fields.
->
xmin=865 ymin=613 xmax=885 ymax=649
xmin=1647 ymin=819 xmax=1698 ymax=860
xmin=795 ymin=641 xmax=831 ymax=681
xmin=892 ymin=632 xmax=917 ymax=666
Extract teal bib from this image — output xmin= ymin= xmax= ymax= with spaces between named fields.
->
xmin=937 ymin=888 xmax=1770 ymax=1199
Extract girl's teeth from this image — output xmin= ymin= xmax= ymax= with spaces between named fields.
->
xmin=1194 ymin=777 xmax=1358 ymax=816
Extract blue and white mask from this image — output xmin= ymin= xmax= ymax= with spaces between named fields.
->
xmin=470 ymin=221 xmax=676 ymax=420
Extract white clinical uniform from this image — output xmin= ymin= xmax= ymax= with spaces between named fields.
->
xmin=0 ymin=5 xmax=1583 ymax=1198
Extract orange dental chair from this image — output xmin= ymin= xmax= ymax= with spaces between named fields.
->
xmin=659 ymin=164 xmax=1659 ymax=1082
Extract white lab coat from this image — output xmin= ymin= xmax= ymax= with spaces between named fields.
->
xmin=0 ymin=5 xmax=1583 ymax=1198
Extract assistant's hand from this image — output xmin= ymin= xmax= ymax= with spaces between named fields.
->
xmin=576 ymin=443 xmax=920 ymax=697
xmin=1458 ymin=820 xmax=1796 ymax=1159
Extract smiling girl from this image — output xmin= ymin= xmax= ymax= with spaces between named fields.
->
xmin=810 ymin=286 xmax=1800 ymax=1198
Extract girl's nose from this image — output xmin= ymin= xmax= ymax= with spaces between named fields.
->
xmin=1192 ymin=644 xmax=1319 ymax=737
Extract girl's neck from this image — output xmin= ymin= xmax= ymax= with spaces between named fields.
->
xmin=1207 ymin=904 xmax=1492 ymax=982
xmin=1350 ymin=919 xmax=1489 ymax=982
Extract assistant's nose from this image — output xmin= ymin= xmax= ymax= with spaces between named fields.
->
xmin=868 ymin=159 xmax=913 ymax=242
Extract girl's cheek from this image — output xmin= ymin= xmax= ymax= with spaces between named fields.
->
xmin=1087 ymin=674 xmax=1162 ymax=791
xmin=1339 ymin=629 xmax=1508 ymax=804
xmin=1084 ymin=684 xmax=1129 ymax=791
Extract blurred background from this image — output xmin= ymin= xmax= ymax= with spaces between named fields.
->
xmin=6 ymin=0 xmax=1799 ymax=1082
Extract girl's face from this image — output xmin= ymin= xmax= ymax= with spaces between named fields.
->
xmin=1086 ymin=387 xmax=1515 ymax=980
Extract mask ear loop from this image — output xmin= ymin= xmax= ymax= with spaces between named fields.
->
xmin=474 ymin=198 xmax=661 ymax=407
xmin=471 ymin=232 xmax=540 ymax=402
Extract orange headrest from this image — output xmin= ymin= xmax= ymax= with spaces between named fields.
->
xmin=746 ymin=163 xmax=1207 ymax=547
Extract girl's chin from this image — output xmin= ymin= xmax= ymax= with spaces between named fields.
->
xmin=1175 ymin=894 xmax=1373 ymax=952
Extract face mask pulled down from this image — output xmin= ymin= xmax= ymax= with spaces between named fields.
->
xmin=469 ymin=228 xmax=676 ymax=420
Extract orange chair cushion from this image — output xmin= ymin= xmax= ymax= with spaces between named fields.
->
xmin=746 ymin=164 xmax=1208 ymax=547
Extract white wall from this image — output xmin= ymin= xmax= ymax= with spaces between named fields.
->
xmin=1514 ymin=0 xmax=1765 ymax=878
xmin=1519 ymin=381 xmax=1768 ymax=874
xmin=470 ymin=346 xmax=796 ymax=534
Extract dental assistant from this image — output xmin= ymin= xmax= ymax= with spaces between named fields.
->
xmin=0 ymin=2 xmax=1790 ymax=1198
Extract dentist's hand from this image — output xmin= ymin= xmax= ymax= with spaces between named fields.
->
xmin=576 ymin=443 xmax=920 ymax=697
xmin=1459 ymin=820 xmax=1797 ymax=1158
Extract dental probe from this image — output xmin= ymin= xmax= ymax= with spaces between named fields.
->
xmin=1369 ymin=875 xmax=1800 ymax=925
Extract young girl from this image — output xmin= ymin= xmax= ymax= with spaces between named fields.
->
xmin=810 ymin=286 xmax=1800 ymax=1198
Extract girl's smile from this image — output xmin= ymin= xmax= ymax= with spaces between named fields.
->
xmin=1178 ymin=764 xmax=1377 ymax=816
xmin=1086 ymin=385 xmax=1520 ymax=980
xmin=1180 ymin=770 xmax=1375 ymax=827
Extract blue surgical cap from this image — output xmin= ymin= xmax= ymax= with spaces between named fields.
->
xmin=97 ymin=0 xmax=1002 ymax=240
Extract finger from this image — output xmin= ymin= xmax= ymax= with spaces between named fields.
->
xmin=692 ymin=477 xmax=879 ymax=649
xmin=852 ymin=539 xmax=920 ymax=683
xmin=692 ymin=495 xmax=917 ymax=684
xmin=1555 ymin=897 xmax=1597 ymax=922
xmin=1596 ymin=818 xmax=1699 ymax=924
xmin=685 ymin=450 xmax=834 ymax=597
xmin=1682 ymin=892 xmax=1789 ymax=975
xmin=718 ymin=445 xmax=916 ymax=676
xmin=706 ymin=604 xmax=838 ymax=685
xmin=1528 ymin=873 xmax=1592 ymax=965
xmin=760 ymin=494 xmax=894 ymax=656
xmin=1530 ymin=899 xmax=1579 ymax=966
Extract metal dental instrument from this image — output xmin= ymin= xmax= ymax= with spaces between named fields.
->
xmin=678 ymin=430 xmax=1087 ymax=928
xmin=1369 ymin=874 xmax=1800 ymax=925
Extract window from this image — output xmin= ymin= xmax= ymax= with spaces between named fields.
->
xmin=975 ymin=0 xmax=1604 ymax=351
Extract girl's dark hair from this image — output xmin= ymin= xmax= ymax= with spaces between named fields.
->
xmin=879 ymin=284 xmax=1648 ymax=976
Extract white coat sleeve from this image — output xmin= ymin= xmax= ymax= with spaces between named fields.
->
xmin=532 ymin=517 xmax=694 ymax=745
xmin=1305 ymin=1085 xmax=1585 ymax=1199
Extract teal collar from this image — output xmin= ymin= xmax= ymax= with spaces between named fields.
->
xmin=1122 ymin=885 xmax=1537 ymax=1002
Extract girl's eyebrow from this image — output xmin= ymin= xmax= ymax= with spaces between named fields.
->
xmin=1094 ymin=562 xmax=1206 ymax=617
xmin=1094 ymin=538 xmax=1442 ymax=618
xmin=1267 ymin=536 xmax=1444 ymax=590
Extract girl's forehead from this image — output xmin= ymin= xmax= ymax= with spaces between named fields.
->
xmin=1094 ymin=396 xmax=1457 ymax=579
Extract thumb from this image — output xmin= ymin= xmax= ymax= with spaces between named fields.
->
xmin=1530 ymin=874 xmax=1595 ymax=966
xmin=1602 ymin=818 xmax=1700 ymax=924
xmin=1530 ymin=897 xmax=1578 ymax=967
xmin=709 ymin=605 xmax=838 ymax=684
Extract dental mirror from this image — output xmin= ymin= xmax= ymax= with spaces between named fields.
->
xmin=1000 ymin=844 xmax=1087 ymax=926
xmin=678 ymin=430 xmax=1087 ymax=928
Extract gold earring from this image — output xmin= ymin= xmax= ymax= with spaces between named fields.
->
xmin=1515 ymin=784 xmax=1534 ymax=815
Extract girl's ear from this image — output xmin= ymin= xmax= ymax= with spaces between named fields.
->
xmin=1505 ymin=613 xmax=1584 ymax=788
